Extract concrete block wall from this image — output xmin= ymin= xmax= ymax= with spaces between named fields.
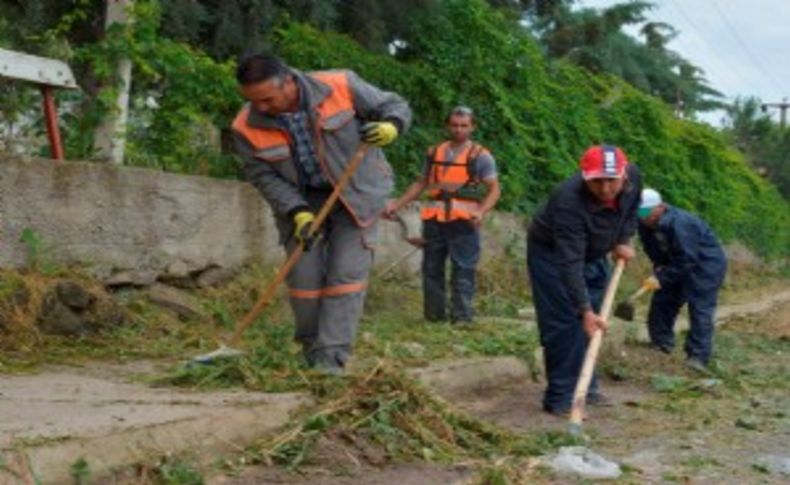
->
xmin=0 ymin=157 xmax=525 ymax=283
xmin=1 ymin=157 xmax=272 ymax=282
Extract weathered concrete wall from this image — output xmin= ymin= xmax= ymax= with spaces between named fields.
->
xmin=0 ymin=157 xmax=274 ymax=283
xmin=0 ymin=157 xmax=525 ymax=283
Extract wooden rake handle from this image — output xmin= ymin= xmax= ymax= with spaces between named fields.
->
xmin=229 ymin=144 xmax=370 ymax=345
xmin=569 ymin=258 xmax=626 ymax=428
xmin=628 ymin=283 xmax=651 ymax=302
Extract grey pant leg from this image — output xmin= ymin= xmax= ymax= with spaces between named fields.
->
xmin=312 ymin=211 xmax=375 ymax=367
xmin=285 ymin=236 xmax=326 ymax=363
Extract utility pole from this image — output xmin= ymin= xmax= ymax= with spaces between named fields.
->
xmin=761 ymin=97 xmax=790 ymax=129
xmin=93 ymin=0 xmax=134 ymax=164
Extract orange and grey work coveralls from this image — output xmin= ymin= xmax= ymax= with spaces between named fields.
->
xmin=232 ymin=68 xmax=412 ymax=370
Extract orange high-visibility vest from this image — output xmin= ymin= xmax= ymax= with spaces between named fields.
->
xmin=420 ymin=141 xmax=486 ymax=222
xmin=231 ymin=71 xmax=354 ymax=158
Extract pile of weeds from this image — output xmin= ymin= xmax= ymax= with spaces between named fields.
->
xmin=0 ymin=269 xmax=43 ymax=349
xmin=0 ymin=268 xmax=116 ymax=353
xmin=154 ymin=309 xmax=541 ymax=392
xmin=246 ymin=362 xmax=580 ymax=482
xmin=151 ymin=322 xmax=309 ymax=393
xmin=0 ymin=264 xmax=295 ymax=371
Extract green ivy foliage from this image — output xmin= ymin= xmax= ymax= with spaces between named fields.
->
xmin=272 ymin=0 xmax=789 ymax=257
xmin=8 ymin=0 xmax=786 ymax=256
xmin=61 ymin=1 xmax=241 ymax=177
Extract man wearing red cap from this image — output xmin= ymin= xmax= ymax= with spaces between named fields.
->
xmin=527 ymin=145 xmax=642 ymax=416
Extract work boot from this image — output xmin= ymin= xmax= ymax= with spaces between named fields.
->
xmin=649 ymin=342 xmax=673 ymax=354
xmin=587 ymin=392 xmax=614 ymax=407
xmin=451 ymin=318 xmax=474 ymax=328
xmin=685 ymin=357 xmax=710 ymax=374
xmin=309 ymin=352 xmax=345 ymax=376
xmin=542 ymin=404 xmax=571 ymax=418
xmin=314 ymin=363 xmax=344 ymax=376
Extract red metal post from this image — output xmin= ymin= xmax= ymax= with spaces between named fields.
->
xmin=40 ymin=85 xmax=64 ymax=161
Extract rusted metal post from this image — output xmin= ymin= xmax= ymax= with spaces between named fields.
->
xmin=40 ymin=85 xmax=64 ymax=161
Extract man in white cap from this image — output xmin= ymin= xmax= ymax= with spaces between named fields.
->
xmin=637 ymin=188 xmax=727 ymax=372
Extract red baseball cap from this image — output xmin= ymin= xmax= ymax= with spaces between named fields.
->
xmin=579 ymin=145 xmax=628 ymax=180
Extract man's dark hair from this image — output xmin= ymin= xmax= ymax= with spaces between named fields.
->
xmin=446 ymin=105 xmax=475 ymax=124
xmin=236 ymin=54 xmax=290 ymax=85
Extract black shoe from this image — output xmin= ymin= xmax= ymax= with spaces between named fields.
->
xmin=542 ymin=404 xmax=571 ymax=417
xmin=425 ymin=315 xmax=447 ymax=323
xmin=314 ymin=364 xmax=344 ymax=376
xmin=650 ymin=342 xmax=673 ymax=354
xmin=685 ymin=357 xmax=710 ymax=374
xmin=309 ymin=352 xmax=345 ymax=376
xmin=587 ymin=392 xmax=614 ymax=407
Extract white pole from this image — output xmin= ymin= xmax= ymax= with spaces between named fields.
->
xmin=93 ymin=0 xmax=134 ymax=164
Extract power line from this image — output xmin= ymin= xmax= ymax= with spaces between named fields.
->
xmin=665 ymin=0 xmax=755 ymax=94
xmin=708 ymin=0 xmax=785 ymax=95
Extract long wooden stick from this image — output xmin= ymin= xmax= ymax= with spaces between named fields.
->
xmin=228 ymin=144 xmax=369 ymax=345
xmin=568 ymin=258 xmax=626 ymax=431
xmin=627 ymin=284 xmax=650 ymax=303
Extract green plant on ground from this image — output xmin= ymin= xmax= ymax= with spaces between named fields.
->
xmin=152 ymin=456 xmax=205 ymax=485
xmin=19 ymin=228 xmax=60 ymax=275
xmin=69 ymin=457 xmax=91 ymax=485
xmin=253 ymin=362 xmax=582 ymax=481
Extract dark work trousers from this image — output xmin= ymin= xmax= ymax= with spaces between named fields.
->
xmin=647 ymin=271 xmax=725 ymax=364
xmin=527 ymin=243 xmax=609 ymax=413
xmin=421 ymin=218 xmax=481 ymax=322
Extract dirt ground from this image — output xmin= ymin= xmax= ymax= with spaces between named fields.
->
xmin=465 ymin=300 xmax=790 ymax=484
xmin=208 ymin=298 xmax=790 ymax=485
xmin=210 ymin=459 xmax=473 ymax=485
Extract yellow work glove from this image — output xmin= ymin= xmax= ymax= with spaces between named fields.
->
xmin=643 ymin=275 xmax=661 ymax=291
xmin=293 ymin=211 xmax=318 ymax=250
xmin=360 ymin=121 xmax=398 ymax=147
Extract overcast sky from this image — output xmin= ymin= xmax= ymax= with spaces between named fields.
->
xmin=577 ymin=0 xmax=789 ymax=126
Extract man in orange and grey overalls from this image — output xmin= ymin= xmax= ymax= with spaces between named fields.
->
xmin=232 ymin=54 xmax=412 ymax=374
xmin=385 ymin=106 xmax=500 ymax=324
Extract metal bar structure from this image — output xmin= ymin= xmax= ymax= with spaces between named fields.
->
xmin=40 ymin=86 xmax=65 ymax=161
xmin=0 ymin=48 xmax=77 ymax=161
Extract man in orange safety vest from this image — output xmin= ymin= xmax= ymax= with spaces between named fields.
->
xmin=384 ymin=106 xmax=500 ymax=324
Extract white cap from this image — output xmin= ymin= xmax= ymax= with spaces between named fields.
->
xmin=640 ymin=188 xmax=662 ymax=209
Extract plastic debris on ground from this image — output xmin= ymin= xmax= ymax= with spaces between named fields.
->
xmin=756 ymin=455 xmax=790 ymax=475
xmin=546 ymin=446 xmax=622 ymax=479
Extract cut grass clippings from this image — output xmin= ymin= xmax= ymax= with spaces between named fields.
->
xmin=245 ymin=361 xmax=581 ymax=483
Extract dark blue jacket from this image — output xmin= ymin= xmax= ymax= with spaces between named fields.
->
xmin=528 ymin=165 xmax=642 ymax=313
xmin=638 ymin=206 xmax=726 ymax=290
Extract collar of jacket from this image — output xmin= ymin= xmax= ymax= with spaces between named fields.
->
xmin=244 ymin=68 xmax=333 ymax=130
xmin=579 ymin=170 xmax=635 ymax=213
xmin=656 ymin=205 xmax=676 ymax=231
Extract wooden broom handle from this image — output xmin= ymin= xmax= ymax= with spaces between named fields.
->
xmin=569 ymin=258 xmax=626 ymax=426
xmin=229 ymin=144 xmax=370 ymax=345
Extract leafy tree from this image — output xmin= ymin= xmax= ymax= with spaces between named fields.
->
xmin=157 ymin=0 xmax=439 ymax=58
xmin=726 ymin=98 xmax=790 ymax=199
xmin=492 ymin=0 xmax=724 ymax=116
xmin=0 ymin=0 xmax=786 ymax=256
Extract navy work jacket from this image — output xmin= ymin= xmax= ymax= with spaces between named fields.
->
xmin=528 ymin=165 xmax=642 ymax=313
xmin=638 ymin=206 xmax=726 ymax=290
